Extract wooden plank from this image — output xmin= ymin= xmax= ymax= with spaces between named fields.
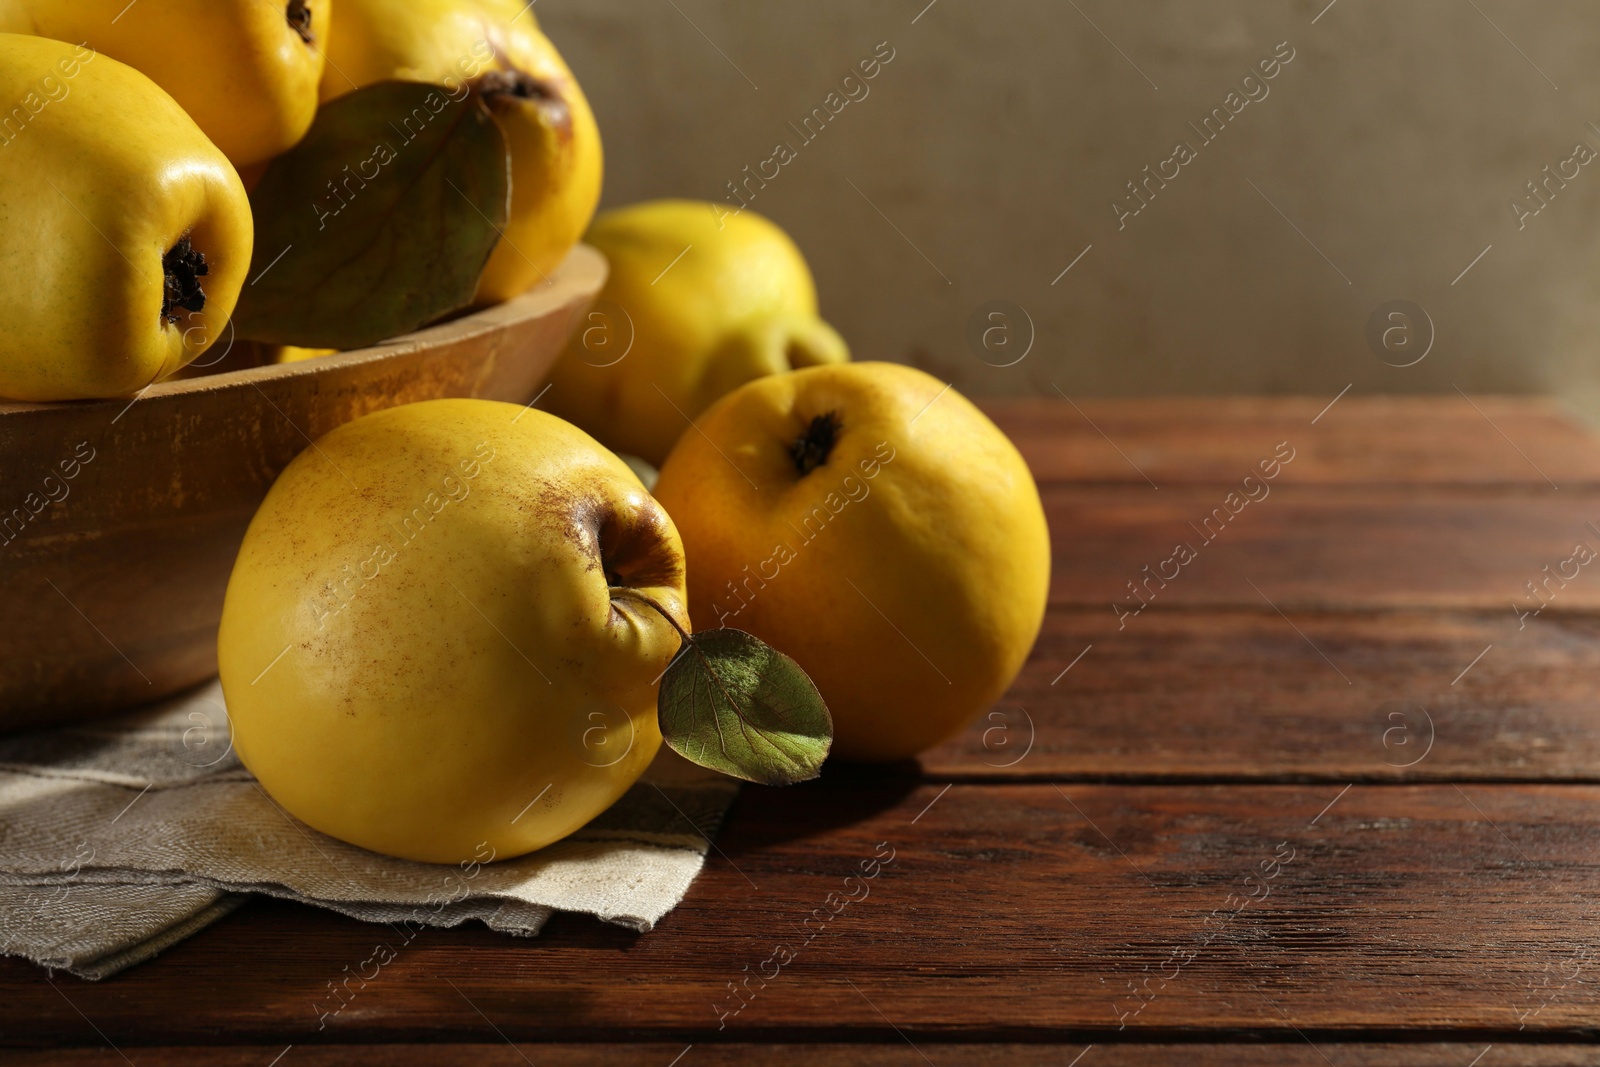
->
xmin=9 ymin=1043 xmax=1595 ymax=1066
xmin=1045 ymin=486 xmax=1600 ymax=611
xmin=924 ymin=608 xmax=1600 ymax=781
xmin=5 ymin=782 xmax=1600 ymax=1043
xmin=987 ymin=396 xmax=1600 ymax=486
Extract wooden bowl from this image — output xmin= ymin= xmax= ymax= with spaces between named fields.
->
xmin=0 ymin=244 xmax=606 ymax=733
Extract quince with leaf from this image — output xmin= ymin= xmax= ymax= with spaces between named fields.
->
xmin=218 ymin=399 xmax=829 ymax=863
xmin=655 ymin=363 xmax=1050 ymax=762
xmin=321 ymin=0 xmax=602 ymax=304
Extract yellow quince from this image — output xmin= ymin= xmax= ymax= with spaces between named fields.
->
xmin=654 ymin=363 xmax=1050 ymax=762
xmin=218 ymin=399 xmax=688 ymax=863
xmin=0 ymin=0 xmax=328 ymax=168
xmin=0 ymin=35 xmax=252 ymax=401
xmin=545 ymin=200 xmax=850 ymax=466
xmin=321 ymin=0 xmax=602 ymax=304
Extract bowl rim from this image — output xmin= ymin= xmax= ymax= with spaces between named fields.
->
xmin=0 ymin=243 xmax=607 ymax=417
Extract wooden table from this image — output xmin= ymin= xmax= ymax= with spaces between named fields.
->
xmin=7 ymin=396 xmax=1600 ymax=1065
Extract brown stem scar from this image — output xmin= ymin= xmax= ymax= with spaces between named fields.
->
xmin=790 ymin=411 xmax=841 ymax=476
xmin=476 ymin=71 xmax=572 ymax=137
xmin=287 ymin=0 xmax=314 ymax=44
xmin=478 ymin=70 xmax=556 ymax=102
xmin=161 ymin=235 xmax=208 ymax=325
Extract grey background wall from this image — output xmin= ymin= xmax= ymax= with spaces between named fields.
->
xmin=538 ymin=0 xmax=1600 ymax=412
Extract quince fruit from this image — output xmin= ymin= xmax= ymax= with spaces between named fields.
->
xmin=0 ymin=34 xmax=252 ymax=401
xmin=653 ymin=363 xmax=1049 ymax=762
xmin=217 ymin=399 xmax=689 ymax=863
xmin=546 ymin=199 xmax=850 ymax=466
xmin=320 ymin=0 xmax=602 ymax=304
xmin=0 ymin=0 xmax=328 ymax=168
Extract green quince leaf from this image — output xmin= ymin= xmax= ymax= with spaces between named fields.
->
xmin=233 ymin=80 xmax=510 ymax=349
xmin=659 ymin=628 xmax=833 ymax=786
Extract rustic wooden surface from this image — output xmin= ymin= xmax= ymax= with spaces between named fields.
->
xmin=5 ymin=395 xmax=1600 ymax=1065
xmin=16 ymin=1046 xmax=1600 ymax=1066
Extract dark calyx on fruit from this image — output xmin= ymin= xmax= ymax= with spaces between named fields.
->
xmin=477 ymin=70 xmax=571 ymax=135
xmin=790 ymin=411 xmax=841 ymax=477
xmin=161 ymin=236 xmax=208 ymax=325
xmin=478 ymin=70 xmax=557 ymax=102
xmin=287 ymin=0 xmax=314 ymax=43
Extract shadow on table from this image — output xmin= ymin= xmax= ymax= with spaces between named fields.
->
xmin=715 ymin=757 xmax=923 ymax=857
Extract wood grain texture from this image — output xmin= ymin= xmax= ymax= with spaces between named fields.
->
xmin=1044 ymin=486 xmax=1600 ymax=611
xmin=12 ymin=1044 xmax=1599 ymax=1066
xmin=0 ymin=246 xmax=605 ymax=729
xmin=923 ymin=608 xmax=1600 ymax=781
xmin=990 ymin=396 xmax=1600 ymax=486
xmin=5 ymin=781 xmax=1600 ymax=1045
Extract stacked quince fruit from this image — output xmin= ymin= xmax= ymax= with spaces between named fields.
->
xmin=217 ymin=194 xmax=1051 ymax=863
xmin=0 ymin=0 xmax=1053 ymax=865
xmin=0 ymin=0 xmax=600 ymax=399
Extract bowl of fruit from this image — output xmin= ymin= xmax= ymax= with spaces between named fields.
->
xmin=0 ymin=0 xmax=607 ymax=728
xmin=0 ymin=0 xmax=1055 ymax=870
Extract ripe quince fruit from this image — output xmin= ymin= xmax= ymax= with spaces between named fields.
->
xmin=546 ymin=199 xmax=850 ymax=466
xmin=0 ymin=0 xmax=328 ymax=167
xmin=653 ymin=363 xmax=1050 ymax=762
xmin=0 ymin=35 xmax=252 ymax=401
xmin=320 ymin=0 xmax=602 ymax=304
xmin=217 ymin=399 xmax=689 ymax=863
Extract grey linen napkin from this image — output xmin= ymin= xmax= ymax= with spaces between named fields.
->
xmin=0 ymin=680 xmax=738 ymax=980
